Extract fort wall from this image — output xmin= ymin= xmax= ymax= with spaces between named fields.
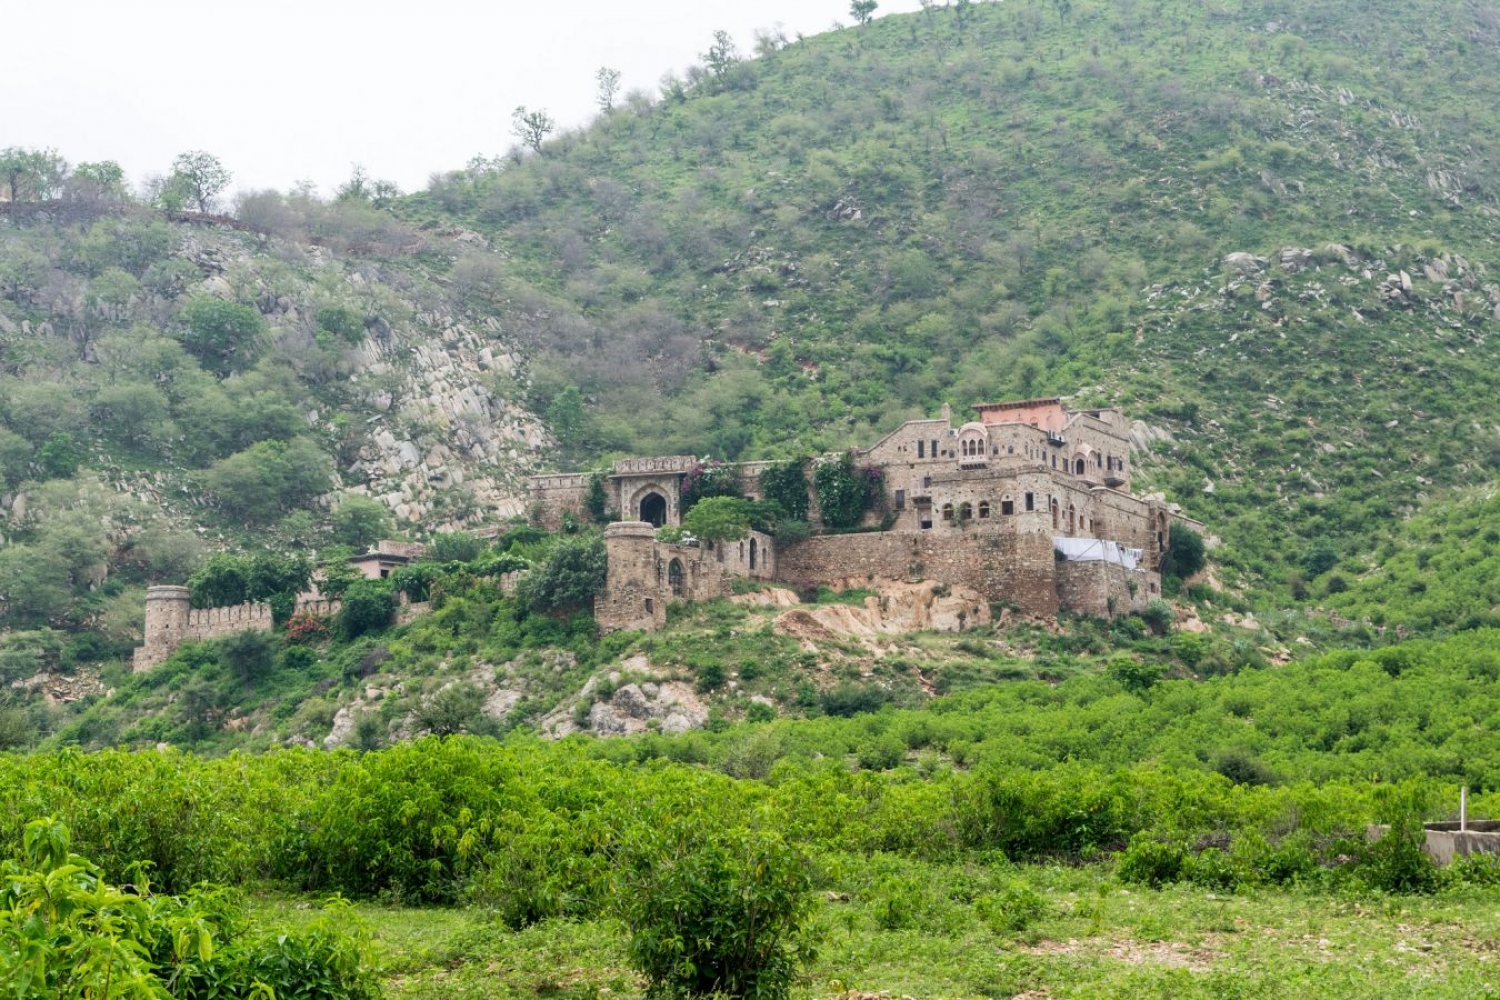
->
xmin=775 ymin=529 xmax=1061 ymax=617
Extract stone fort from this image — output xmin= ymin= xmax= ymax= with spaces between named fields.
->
xmin=135 ymin=397 xmax=1196 ymax=665
xmin=531 ymin=398 xmax=1196 ymax=633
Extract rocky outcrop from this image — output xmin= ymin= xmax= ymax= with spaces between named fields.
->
xmin=770 ymin=579 xmax=991 ymax=645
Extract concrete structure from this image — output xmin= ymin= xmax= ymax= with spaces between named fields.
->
xmin=1421 ymin=821 xmax=1500 ymax=864
xmin=531 ymin=398 xmax=1196 ymax=634
xmin=348 ymin=540 xmax=428 ymax=580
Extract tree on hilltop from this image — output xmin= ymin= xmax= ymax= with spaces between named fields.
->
xmin=511 ymin=107 xmax=556 ymax=154
xmin=850 ymin=1 xmax=879 ymax=26
xmin=167 ymin=150 xmax=231 ymax=213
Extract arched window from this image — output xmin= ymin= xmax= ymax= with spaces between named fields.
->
xmin=942 ymin=503 xmax=955 ymax=522
xmin=978 ymin=501 xmax=991 ymax=519
xmin=1075 ymin=457 xmax=1087 ymax=476
xmin=668 ymin=559 xmax=685 ymax=597
xmin=749 ymin=537 xmax=758 ymax=571
xmin=959 ymin=502 xmax=973 ymax=521
xmin=1067 ymin=505 xmax=1077 ymax=534
xmin=1051 ymin=498 xmax=1059 ymax=529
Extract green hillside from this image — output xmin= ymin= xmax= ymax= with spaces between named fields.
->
xmin=4 ymin=0 xmax=1500 ymax=738
xmin=403 ymin=0 xmax=1500 ymax=606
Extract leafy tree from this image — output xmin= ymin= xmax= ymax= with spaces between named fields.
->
xmin=510 ymin=106 xmax=556 ymax=154
xmin=337 ymin=579 xmax=396 ymax=639
xmin=0 ymin=147 xmax=67 ymax=203
xmin=187 ymin=551 xmax=311 ymax=608
xmin=429 ymin=532 xmax=486 ymax=563
xmin=330 ymin=495 xmax=391 ymax=551
xmin=702 ymin=30 xmax=740 ymax=80
xmin=683 ymin=496 xmax=753 ymax=543
xmin=64 ymin=160 xmax=127 ymax=203
xmin=850 ymin=0 xmax=879 ymax=25
xmin=596 ymin=66 xmax=623 ymax=113
xmin=318 ymin=560 xmax=365 ymax=600
xmin=218 ymin=628 xmax=278 ymax=684
xmin=315 ymin=304 xmax=366 ymax=343
xmin=1107 ymin=653 xmax=1165 ymax=692
xmin=517 ymin=534 xmax=607 ymax=614
xmin=177 ymin=296 xmax=265 ymax=375
xmin=37 ymin=432 xmax=85 ymax=478
xmin=167 ymin=150 xmax=231 ymax=213
xmin=414 ymin=681 xmax=490 ymax=737
xmin=616 ymin=820 xmax=815 ymax=1000
xmin=680 ymin=461 xmax=742 ymax=512
xmin=202 ymin=439 xmax=331 ymax=525
xmin=584 ymin=471 xmax=610 ymax=523
xmin=1161 ymin=523 xmax=1207 ymax=580
xmin=0 ymin=428 xmax=29 ymax=490
xmin=546 ymin=384 xmax=588 ymax=450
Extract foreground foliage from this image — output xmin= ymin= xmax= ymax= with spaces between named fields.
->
xmin=0 ymin=818 xmax=375 ymax=999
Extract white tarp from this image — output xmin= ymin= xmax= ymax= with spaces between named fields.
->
xmin=1053 ymin=537 xmax=1143 ymax=570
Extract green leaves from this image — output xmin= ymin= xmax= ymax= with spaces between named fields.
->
xmin=616 ymin=817 xmax=816 ymax=1000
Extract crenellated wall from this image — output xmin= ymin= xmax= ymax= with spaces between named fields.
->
xmin=132 ymin=589 xmax=440 ymax=672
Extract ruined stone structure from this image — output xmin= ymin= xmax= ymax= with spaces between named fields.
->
xmin=133 ymin=585 xmax=275 ymax=672
xmin=532 ymin=398 xmax=1195 ymax=634
xmin=131 ymin=541 xmax=431 ymax=671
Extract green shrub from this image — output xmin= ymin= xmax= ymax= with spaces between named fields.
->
xmin=337 ymin=580 xmax=396 ymax=640
xmin=1117 ymin=832 xmax=1184 ymax=887
xmin=615 ymin=821 xmax=815 ymax=1000
xmin=975 ymin=881 xmax=1050 ymax=934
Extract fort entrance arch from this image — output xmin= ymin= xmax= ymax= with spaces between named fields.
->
xmin=639 ymin=491 xmax=668 ymax=528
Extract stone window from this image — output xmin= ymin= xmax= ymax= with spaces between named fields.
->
xmin=1002 ymin=497 xmax=1015 ymax=516
xmin=931 ymin=439 xmax=938 ymax=457
xmin=942 ymin=503 xmax=954 ymax=521
xmin=978 ymin=501 xmax=991 ymax=519
xmin=922 ymin=476 xmax=932 ymax=490
xmin=895 ymin=489 xmax=906 ymax=510
xmin=921 ymin=518 xmax=933 ymax=529
xmin=750 ymin=537 xmax=758 ymax=571
xmin=1051 ymin=498 xmax=1059 ymax=529
xmin=1075 ymin=457 xmax=1087 ymax=476
xmin=959 ymin=502 xmax=973 ymax=521
xmin=645 ymin=598 xmax=654 ymax=614
xmin=1025 ymin=492 xmax=1035 ymax=511
xmin=918 ymin=440 xmax=925 ymax=458
xmin=668 ymin=559 xmax=685 ymax=597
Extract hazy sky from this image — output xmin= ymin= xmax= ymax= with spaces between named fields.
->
xmin=13 ymin=0 xmax=923 ymax=200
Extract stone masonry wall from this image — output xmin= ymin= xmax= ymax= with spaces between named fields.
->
xmin=775 ymin=529 xmax=1061 ymax=617
xmin=1056 ymin=559 xmax=1159 ymax=617
xmin=531 ymin=473 xmax=592 ymax=531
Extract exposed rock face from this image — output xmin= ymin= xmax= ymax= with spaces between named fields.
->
xmin=541 ymin=655 xmax=710 ymax=738
xmin=341 ymin=310 xmax=548 ymax=527
xmin=772 ymin=579 xmax=991 ymax=645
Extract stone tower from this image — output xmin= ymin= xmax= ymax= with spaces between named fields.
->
xmin=594 ymin=521 xmax=667 ymax=633
xmin=134 ymin=585 xmax=192 ymax=673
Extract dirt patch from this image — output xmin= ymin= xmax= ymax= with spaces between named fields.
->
xmin=773 ymin=578 xmax=991 ymax=647
xmin=1019 ymin=937 xmax=1221 ymax=972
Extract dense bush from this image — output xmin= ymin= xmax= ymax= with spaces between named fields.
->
xmin=615 ymin=819 xmax=815 ymax=1000
xmin=0 ymin=818 xmax=376 ymax=999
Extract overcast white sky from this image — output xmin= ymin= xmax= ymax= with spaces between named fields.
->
xmin=12 ymin=0 xmax=923 ymax=200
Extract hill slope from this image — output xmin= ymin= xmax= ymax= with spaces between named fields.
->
xmin=403 ymin=0 xmax=1500 ymax=604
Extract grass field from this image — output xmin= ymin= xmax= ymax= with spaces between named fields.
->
xmin=254 ymin=861 xmax=1500 ymax=999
